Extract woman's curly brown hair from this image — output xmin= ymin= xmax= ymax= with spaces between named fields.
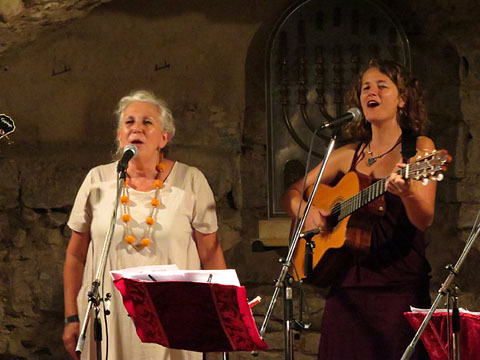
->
xmin=343 ymin=59 xmax=429 ymax=142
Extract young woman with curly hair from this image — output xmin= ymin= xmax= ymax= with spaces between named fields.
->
xmin=281 ymin=60 xmax=435 ymax=360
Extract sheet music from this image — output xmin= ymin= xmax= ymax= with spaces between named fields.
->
xmin=410 ymin=306 xmax=480 ymax=315
xmin=110 ymin=265 xmax=241 ymax=286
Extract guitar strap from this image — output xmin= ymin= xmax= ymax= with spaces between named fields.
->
xmin=401 ymin=128 xmax=417 ymax=162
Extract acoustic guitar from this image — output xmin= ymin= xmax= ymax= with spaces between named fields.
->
xmin=291 ymin=149 xmax=452 ymax=287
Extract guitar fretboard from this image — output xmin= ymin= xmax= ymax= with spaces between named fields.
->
xmin=324 ymin=149 xmax=447 ymax=223
xmin=331 ymin=167 xmax=408 ymax=221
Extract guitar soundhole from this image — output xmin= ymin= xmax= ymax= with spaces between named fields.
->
xmin=328 ymin=206 xmax=340 ymax=229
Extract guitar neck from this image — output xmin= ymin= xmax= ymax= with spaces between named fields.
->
xmin=336 ymin=167 xmax=407 ymax=221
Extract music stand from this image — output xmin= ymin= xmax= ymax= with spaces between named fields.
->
xmin=113 ymin=277 xmax=268 ymax=353
xmin=401 ymin=211 xmax=480 ymax=360
xmin=405 ymin=309 xmax=480 ymax=360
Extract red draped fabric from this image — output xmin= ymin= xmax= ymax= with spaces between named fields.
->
xmin=114 ymin=278 xmax=268 ymax=352
xmin=405 ymin=311 xmax=480 ymax=360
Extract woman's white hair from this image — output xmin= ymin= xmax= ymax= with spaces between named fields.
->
xmin=115 ymin=89 xmax=176 ymax=139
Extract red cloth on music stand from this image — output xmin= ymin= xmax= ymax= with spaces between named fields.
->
xmin=114 ymin=278 xmax=268 ymax=352
xmin=405 ymin=311 xmax=480 ymax=360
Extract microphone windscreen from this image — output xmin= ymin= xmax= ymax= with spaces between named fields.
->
xmin=123 ymin=144 xmax=138 ymax=158
xmin=347 ymin=107 xmax=362 ymax=121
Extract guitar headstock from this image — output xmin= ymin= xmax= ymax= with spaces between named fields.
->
xmin=408 ymin=150 xmax=452 ymax=184
xmin=0 ymin=114 xmax=15 ymax=139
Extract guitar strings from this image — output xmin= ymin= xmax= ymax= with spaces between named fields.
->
xmin=332 ymin=167 xmax=408 ymax=220
xmin=330 ymin=151 xmax=443 ymax=223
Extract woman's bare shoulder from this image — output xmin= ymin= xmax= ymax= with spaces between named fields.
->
xmin=329 ymin=142 xmax=361 ymax=172
xmin=334 ymin=142 xmax=361 ymax=158
xmin=416 ymin=136 xmax=435 ymax=152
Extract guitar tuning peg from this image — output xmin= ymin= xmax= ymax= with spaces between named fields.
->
xmin=422 ymin=178 xmax=429 ymax=186
xmin=432 ymin=149 xmax=437 ymax=154
xmin=436 ymin=173 xmax=444 ymax=181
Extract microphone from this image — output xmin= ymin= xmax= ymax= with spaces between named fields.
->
xmin=299 ymin=228 xmax=322 ymax=239
xmin=317 ymin=107 xmax=362 ymax=131
xmin=117 ymin=144 xmax=138 ymax=173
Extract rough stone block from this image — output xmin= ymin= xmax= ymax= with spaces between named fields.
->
xmin=0 ymin=0 xmax=25 ymax=22
xmin=241 ymin=146 xmax=267 ymax=209
xmin=33 ymin=267 xmax=63 ymax=312
xmin=239 ymin=244 xmax=284 ymax=284
xmin=13 ymin=229 xmax=27 ymax=249
xmin=259 ymin=330 xmax=284 ymax=351
xmin=20 ymin=158 xmax=87 ymax=209
xmin=0 ymin=329 xmax=8 ymax=353
xmin=0 ymin=159 xmax=19 ymax=210
xmin=169 ymin=146 xmax=238 ymax=203
xmin=457 ymin=178 xmax=480 ymax=203
xmin=217 ymin=223 xmax=241 ymax=253
xmin=461 ymin=86 xmax=480 ymax=123
xmin=217 ymin=206 xmax=241 ymax=228
xmin=458 ymin=203 xmax=480 ymax=229
xmin=11 ymin=266 xmax=35 ymax=316
xmin=44 ymin=227 xmax=65 ymax=246
xmin=44 ymin=210 xmax=68 ymax=228
xmin=21 ymin=207 xmax=40 ymax=226
xmin=173 ymin=103 xmax=242 ymax=150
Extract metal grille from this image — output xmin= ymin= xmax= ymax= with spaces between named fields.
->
xmin=266 ymin=0 xmax=410 ymax=216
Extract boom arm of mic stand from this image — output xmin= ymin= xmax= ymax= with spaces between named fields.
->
xmin=401 ymin=220 xmax=480 ymax=360
xmin=76 ymin=171 xmax=125 ymax=355
xmin=258 ymin=134 xmax=337 ymax=341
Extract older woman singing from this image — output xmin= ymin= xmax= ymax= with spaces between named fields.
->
xmin=63 ymin=90 xmax=226 ymax=359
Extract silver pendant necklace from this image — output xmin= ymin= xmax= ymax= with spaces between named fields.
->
xmin=366 ymin=137 xmax=401 ymax=167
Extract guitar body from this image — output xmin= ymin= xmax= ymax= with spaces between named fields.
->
xmin=291 ymin=171 xmax=380 ymax=287
xmin=290 ymin=149 xmax=451 ymax=287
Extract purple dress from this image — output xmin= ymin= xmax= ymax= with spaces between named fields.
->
xmin=317 ymin=144 xmax=431 ymax=360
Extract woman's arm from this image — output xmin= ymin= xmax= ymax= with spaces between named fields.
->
xmin=385 ymin=136 xmax=437 ymax=231
xmin=62 ymin=231 xmax=91 ymax=360
xmin=194 ymin=230 xmax=227 ymax=270
xmin=280 ymin=144 xmax=355 ymax=230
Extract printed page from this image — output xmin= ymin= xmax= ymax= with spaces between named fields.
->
xmin=111 ymin=265 xmax=241 ymax=286
xmin=410 ymin=306 xmax=480 ymax=315
xmin=110 ymin=264 xmax=179 ymax=281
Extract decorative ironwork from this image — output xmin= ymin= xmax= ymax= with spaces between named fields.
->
xmin=266 ymin=0 xmax=410 ymax=216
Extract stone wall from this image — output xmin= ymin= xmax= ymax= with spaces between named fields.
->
xmin=0 ymin=0 xmax=480 ymax=359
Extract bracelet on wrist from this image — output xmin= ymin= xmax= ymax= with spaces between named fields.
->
xmin=64 ymin=314 xmax=80 ymax=325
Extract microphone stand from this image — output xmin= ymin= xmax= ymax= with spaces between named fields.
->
xmin=76 ymin=169 xmax=126 ymax=358
xmin=400 ymin=214 xmax=480 ymax=360
xmin=450 ymin=285 xmax=461 ymax=360
xmin=257 ymin=131 xmax=338 ymax=360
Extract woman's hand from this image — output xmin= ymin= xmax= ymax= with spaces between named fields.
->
xmin=385 ymin=163 xmax=414 ymax=198
xmin=62 ymin=322 xmax=80 ymax=359
xmin=302 ymin=205 xmax=329 ymax=233
xmin=385 ymin=157 xmax=436 ymax=231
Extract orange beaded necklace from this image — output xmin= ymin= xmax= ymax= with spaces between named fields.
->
xmin=120 ymin=155 xmax=166 ymax=248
